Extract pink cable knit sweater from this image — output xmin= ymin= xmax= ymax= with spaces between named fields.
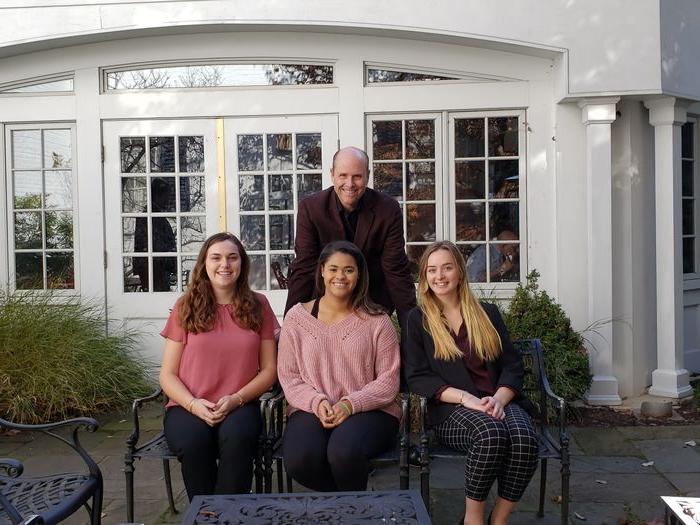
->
xmin=278 ymin=303 xmax=401 ymax=419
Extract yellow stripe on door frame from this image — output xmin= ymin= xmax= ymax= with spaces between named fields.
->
xmin=216 ymin=118 xmax=226 ymax=231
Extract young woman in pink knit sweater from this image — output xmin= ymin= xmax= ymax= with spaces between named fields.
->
xmin=278 ymin=240 xmax=401 ymax=491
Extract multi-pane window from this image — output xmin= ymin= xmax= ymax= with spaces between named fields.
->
xmin=452 ymin=114 xmax=522 ymax=283
xmin=367 ymin=111 xmax=524 ymax=285
xmin=236 ymin=133 xmax=323 ymax=290
xmin=369 ymin=116 xmax=441 ymax=278
xmin=8 ymin=126 xmax=75 ymax=289
xmin=682 ymin=119 xmax=696 ymax=275
xmin=120 ymin=135 xmax=206 ymax=292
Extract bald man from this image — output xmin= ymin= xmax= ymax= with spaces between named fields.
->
xmin=284 ymin=147 xmax=416 ymax=325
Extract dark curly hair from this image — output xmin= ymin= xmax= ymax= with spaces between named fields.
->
xmin=178 ymin=232 xmax=262 ymax=334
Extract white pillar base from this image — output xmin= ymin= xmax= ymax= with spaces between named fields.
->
xmin=648 ymin=368 xmax=693 ymax=398
xmin=585 ymin=375 xmax=623 ymax=405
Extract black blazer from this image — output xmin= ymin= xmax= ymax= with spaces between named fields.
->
xmin=284 ymin=187 xmax=416 ymax=325
xmin=403 ymin=303 xmax=530 ymax=426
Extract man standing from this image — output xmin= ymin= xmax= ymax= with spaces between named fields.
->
xmin=284 ymin=146 xmax=416 ymax=325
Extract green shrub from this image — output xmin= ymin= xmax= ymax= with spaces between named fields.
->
xmin=502 ymin=270 xmax=592 ymax=402
xmin=0 ymin=292 xmax=154 ymax=423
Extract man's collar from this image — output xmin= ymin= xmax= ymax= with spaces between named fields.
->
xmin=333 ymin=191 xmax=365 ymax=214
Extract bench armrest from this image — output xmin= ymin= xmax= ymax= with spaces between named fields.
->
xmin=0 ymin=417 xmax=101 ymax=483
xmin=264 ymin=389 xmax=286 ymax=442
xmin=127 ymin=388 xmax=164 ymax=449
xmin=0 ymin=458 xmax=24 ymax=478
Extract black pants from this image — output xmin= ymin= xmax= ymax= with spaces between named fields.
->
xmin=164 ymin=403 xmax=261 ymax=499
xmin=434 ymin=403 xmax=538 ymax=502
xmin=283 ymin=410 xmax=398 ymax=491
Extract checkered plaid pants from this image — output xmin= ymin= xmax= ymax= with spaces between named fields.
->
xmin=434 ymin=403 xmax=538 ymax=502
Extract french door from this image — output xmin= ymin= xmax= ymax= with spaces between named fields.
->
xmin=104 ymin=115 xmax=337 ymax=320
xmin=224 ymin=115 xmax=337 ymax=314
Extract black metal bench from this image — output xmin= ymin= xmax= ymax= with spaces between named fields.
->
xmin=124 ymin=388 xmax=277 ymax=523
xmin=0 ymin=416 xmax=103 ymax=525
xmin=414 ymin=338 xmax=570 ymax=524
xmin=262 ymin=392 xmax=411 ymax=493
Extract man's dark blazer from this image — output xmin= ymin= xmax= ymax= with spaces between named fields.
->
xmin=284 ymin=187 xmax=416 ymax=324
xmin=403 ymin=302 xmax=530 ymax=426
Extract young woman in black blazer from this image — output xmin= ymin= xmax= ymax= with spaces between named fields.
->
xmin=403 ymin=241 xmax=538 ymax=525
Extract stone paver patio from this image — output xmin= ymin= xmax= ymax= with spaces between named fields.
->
xmin=2 ymin=405 xmax=699 ymax=525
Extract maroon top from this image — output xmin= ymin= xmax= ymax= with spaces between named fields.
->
xmin=434 ymin=322 xmax=496 ymax=400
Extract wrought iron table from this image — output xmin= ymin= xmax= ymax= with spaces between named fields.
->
xmin=181 ymin=490 xmax=431 ymax=524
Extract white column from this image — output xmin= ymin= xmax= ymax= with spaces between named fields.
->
xmin=644 ymin=97 xmax=693 ymax=399
xmin=579 ymin=98 xmax=622 ymax=405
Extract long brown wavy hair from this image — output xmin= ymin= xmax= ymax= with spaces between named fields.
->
xmin=313 ymin=241 xmax=385 ymax=316
xmin=417 ymin=241 xmax=501 ymax=361
xmin=178 ymin=232 xmax=263 ymax=334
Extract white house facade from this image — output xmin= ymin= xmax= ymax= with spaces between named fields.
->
xmin=1 ymin=0 xmax=699 ymax=402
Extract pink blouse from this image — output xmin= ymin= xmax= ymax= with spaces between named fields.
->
xmin=161 ymin=293 xmax=278 ymax=409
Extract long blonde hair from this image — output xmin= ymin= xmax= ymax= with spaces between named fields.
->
xmin=417 ymin=241 xmax=502 ymax=361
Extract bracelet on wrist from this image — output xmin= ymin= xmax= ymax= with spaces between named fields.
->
xmin=340 ymin=400 xmax=353 ymax=416
xmin=186 ymin=398 xmax=197 ymax=413
xmin=233 ymin=392 xmax=244 ymax=407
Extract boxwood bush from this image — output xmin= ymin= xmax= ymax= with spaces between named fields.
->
xmin=502 ymin=270 xmax=592 ymax=402
xmin=0 ymin=292 xmax=154 ymax=424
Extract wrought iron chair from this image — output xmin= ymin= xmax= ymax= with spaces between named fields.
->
xmin=124 ymin=387 xmax=279 ymax=523
xmin=0 ymin=416 xmax=103 ymax=525
xmin=414 ymin=339 xmax=570 ymax=524
xmin=262 ymin=391 xmax=411 ymax=493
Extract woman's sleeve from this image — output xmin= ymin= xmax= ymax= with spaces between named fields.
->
xmin=486 ymin=303 xmax=524 ymax=395
xmin=344 ymin=315 xmax=400 ymax=413
xmin=160 ymin=302 xmax=186 ymax=344
xmin=276 ymin=318 xmax=327 ymax=414
xmin=257 ymin=293 xmax=280 ymax=340
xmin=403 ymin=308 xmax=449 ymax=399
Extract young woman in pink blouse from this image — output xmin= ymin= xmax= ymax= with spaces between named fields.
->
xmin=159 ymin=232 xmax=278 ymax=499
xmin=278 ymin=240 xmax=401 ymax=491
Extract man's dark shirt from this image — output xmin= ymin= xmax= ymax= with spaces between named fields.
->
xmin=334 ymin=192 xmax=363 ymax=241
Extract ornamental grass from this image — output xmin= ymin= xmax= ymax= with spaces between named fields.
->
xmin=0 ymin=292 xmax=154 ymax=424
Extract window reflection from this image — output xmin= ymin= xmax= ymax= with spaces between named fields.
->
xmin=237 ymin=130 xmax=325 ymax=290
xmin=120 ymin=134 xmax=206 ymax=293
xmin=107 ymin=64 xmax=333 ymax=90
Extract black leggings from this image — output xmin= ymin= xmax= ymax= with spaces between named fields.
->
xmin=283 ymin=410 xmax=398 ymax=491
xmin=164 ymin=403 xmax=261 ymax=499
